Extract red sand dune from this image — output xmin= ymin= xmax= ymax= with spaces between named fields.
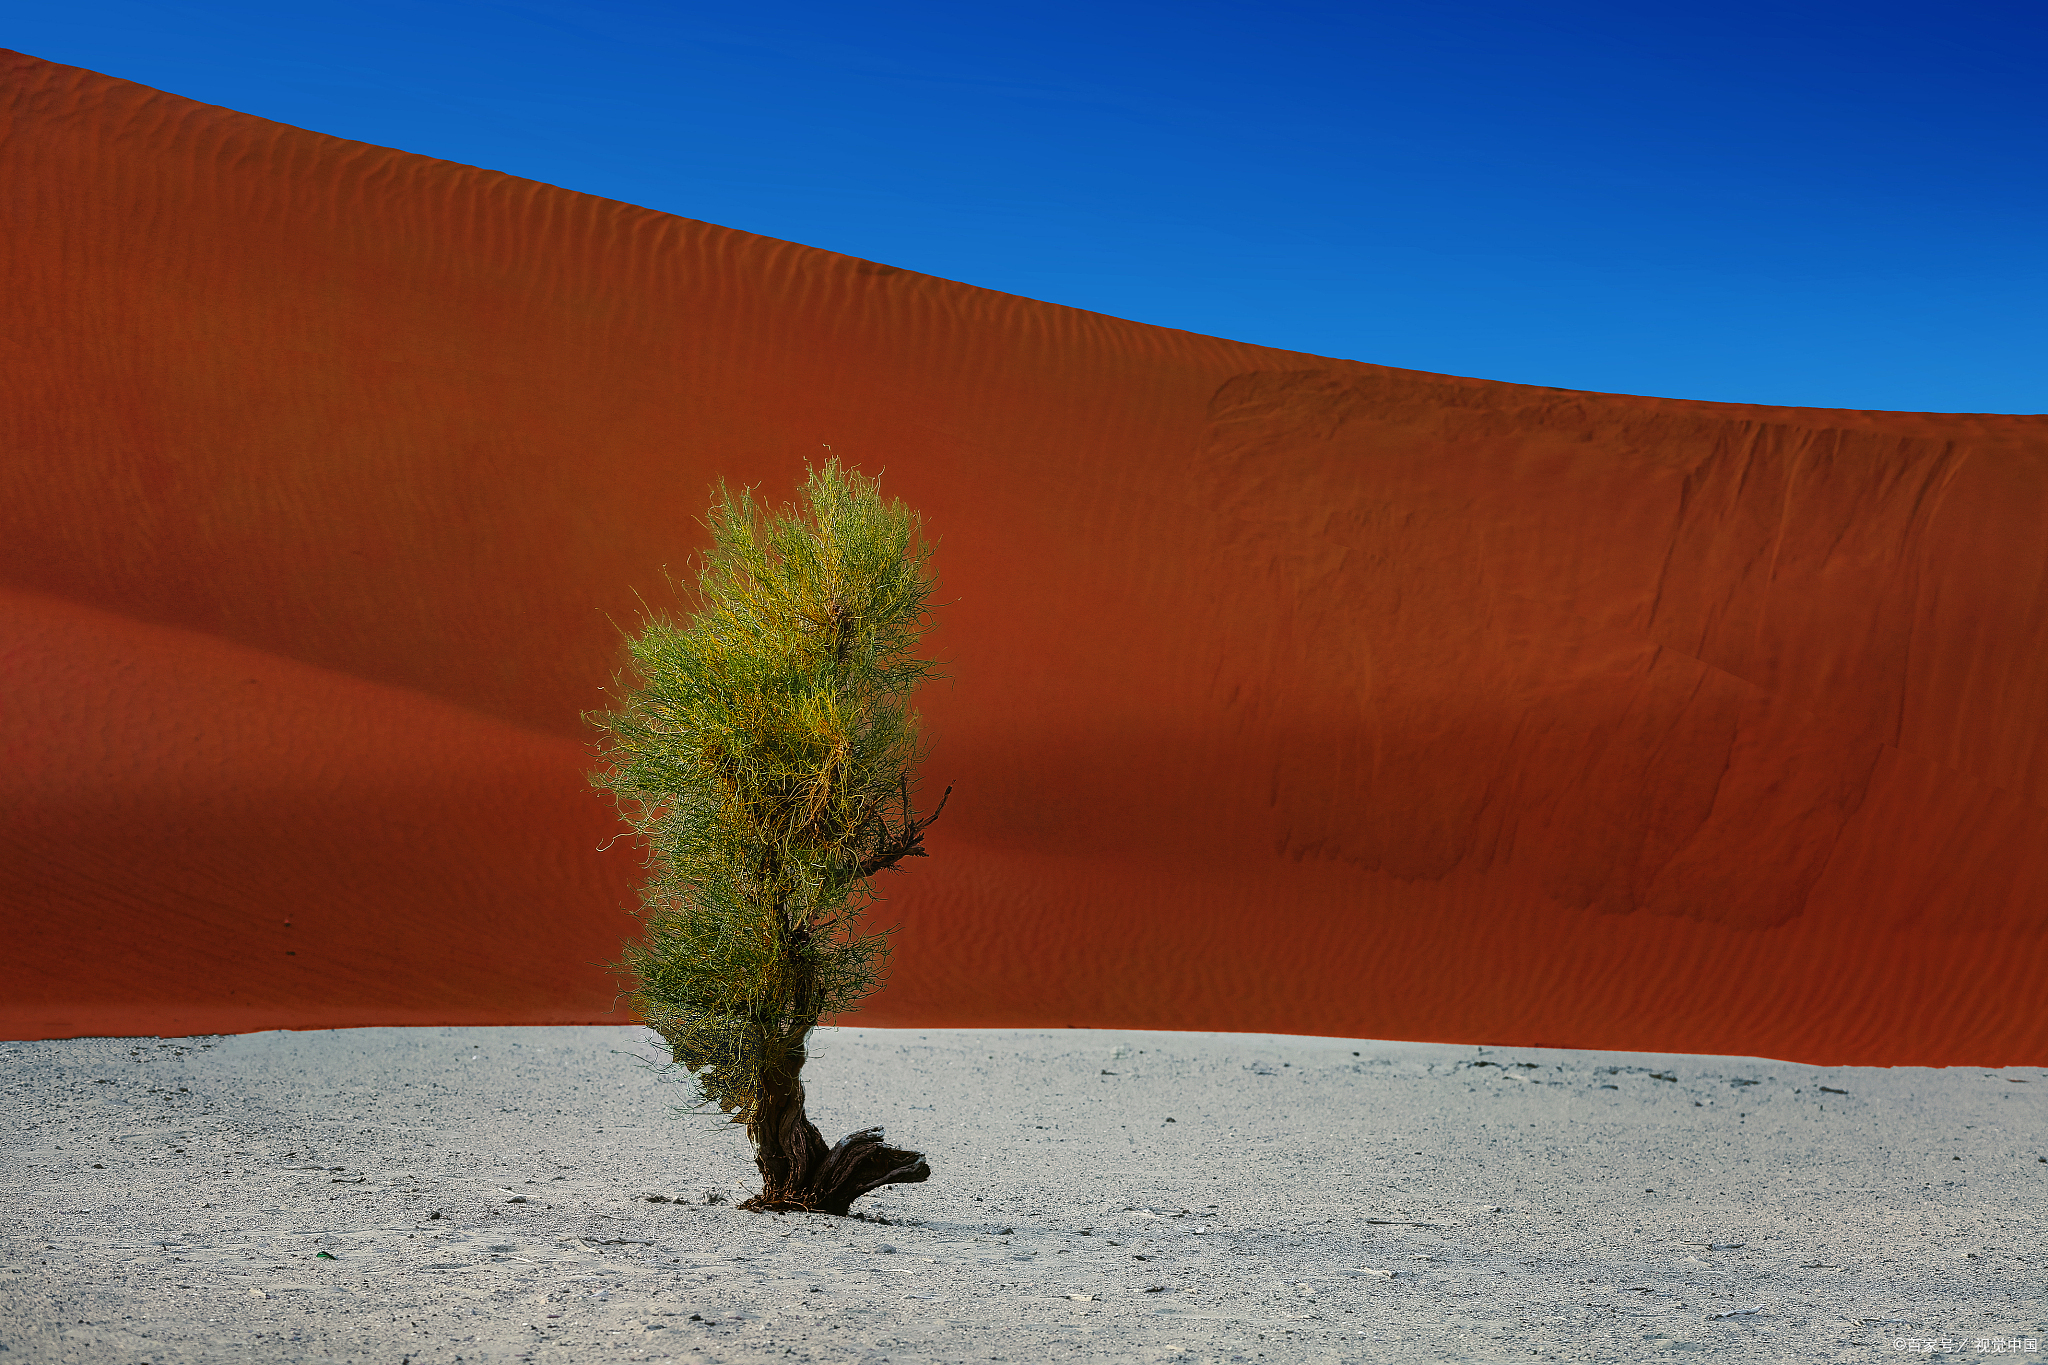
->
xmin=4 ymin=51 xmax=2045 ymax=1064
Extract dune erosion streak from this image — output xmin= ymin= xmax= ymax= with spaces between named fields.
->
xmin=3 ymin=51 xmax=2045 ymax=1065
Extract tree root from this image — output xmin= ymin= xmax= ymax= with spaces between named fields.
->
xmin=739 ymin=1126 xmax=929 ymax=1215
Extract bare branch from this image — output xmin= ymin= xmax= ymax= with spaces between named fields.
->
xmin=856 ymin=781 xmax=953 ymax=877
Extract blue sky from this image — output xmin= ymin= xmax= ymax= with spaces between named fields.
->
xmin=11 ymin=1 xmax=2044 ymax=412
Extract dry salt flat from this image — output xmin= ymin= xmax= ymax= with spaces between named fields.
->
xmin=1 ymin=1026 xmax=2043 ymax=1365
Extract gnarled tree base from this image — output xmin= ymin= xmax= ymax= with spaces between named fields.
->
xmin=740 ymin=1125 xmax=929 ymax=1215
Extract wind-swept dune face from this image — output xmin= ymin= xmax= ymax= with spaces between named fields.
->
xmin=3 ymin=51 xmax=2044 ymax=1062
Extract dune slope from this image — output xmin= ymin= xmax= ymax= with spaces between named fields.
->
xmin=3 ymin=50 xmax=2045 ymax=1062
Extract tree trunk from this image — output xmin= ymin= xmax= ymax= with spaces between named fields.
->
xmin=740 ymin=1070 xmax=929 ymax=1215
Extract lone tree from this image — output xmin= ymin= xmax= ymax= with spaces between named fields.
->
xmin=585 ymin=460 xmax=950 ymax=1214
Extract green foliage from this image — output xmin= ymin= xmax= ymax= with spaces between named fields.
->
xmin=585 ymin=460 xmax=945 ymax=1126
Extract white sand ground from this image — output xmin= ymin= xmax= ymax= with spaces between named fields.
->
xmin=1 ymin=1026 xmax=2043 ymax=1365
